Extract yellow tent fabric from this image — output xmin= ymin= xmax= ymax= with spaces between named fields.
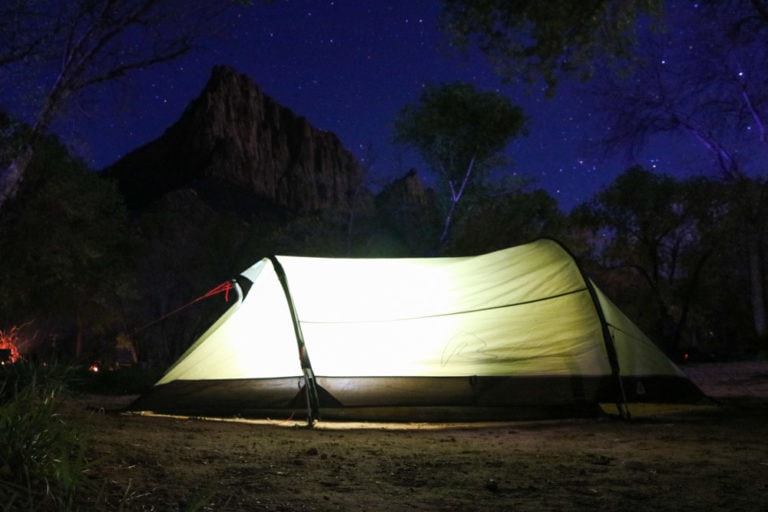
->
xmin=136 ymin=239 xmax=701 ymax=420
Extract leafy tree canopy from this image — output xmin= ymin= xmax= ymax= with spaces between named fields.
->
xmin=440 ymin=0 xmax=662 ymax=94
xmin=447 ymin=188 xmax=565 ymax=255
xmin=394 ymin=82 xmax=527 ymax=184
xmin=569 ymin=166 xmax=756 ymax=352
xmin=394 ymin=82 xmax=527 ymax=249
xmin=0 ymin=117 xmax=136 ymax=359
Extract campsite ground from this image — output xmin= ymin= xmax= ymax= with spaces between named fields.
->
xmin=72 ymin=361 xmax=767 ymax=511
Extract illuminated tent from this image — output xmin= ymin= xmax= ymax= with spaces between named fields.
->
xmin=130 ymin=239 xmax=702 ymax=422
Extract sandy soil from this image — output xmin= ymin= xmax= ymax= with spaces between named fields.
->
xmin=70 ymin=362 xmax=768 ymax=511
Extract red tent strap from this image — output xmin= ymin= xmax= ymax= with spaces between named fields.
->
xmin=202 ymin=281 xmax=234 ymax=302
xmin=133 ymin=280 xmax=235 ymax=334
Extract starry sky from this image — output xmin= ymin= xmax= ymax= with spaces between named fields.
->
xmin=49 ymin=0 xmax=696 ymax=211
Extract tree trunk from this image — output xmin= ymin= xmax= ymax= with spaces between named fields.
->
xmin=75 ymin=308 xmax=84 ymax=363
xmin=738 ymin=178 xmax=768 ymax=343
xmin=0 ymin=146 xmax=34 ymax=210
xmin=0 ymin=87 xmax=60 ymax=211
xmin=748 ymin=231 xmax=768 ymax=340
xmin=437 ymin=157 xmax=476 ymax=251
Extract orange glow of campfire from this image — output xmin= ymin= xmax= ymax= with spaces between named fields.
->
xmin=0 ymin=325 xmax=23 ymax=364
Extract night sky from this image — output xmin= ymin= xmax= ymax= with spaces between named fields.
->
xmin=47 ymin=1 xmax=699 ymax=211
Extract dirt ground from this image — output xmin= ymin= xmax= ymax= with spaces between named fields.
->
xmin=72 ymin=362 xmax=768 ymax=512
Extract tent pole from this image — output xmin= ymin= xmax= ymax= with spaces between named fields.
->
xmin=586 ymin=280 xmax=631 ymax=420
xmin=551 ymin=238 xmax=631 ymax=419
xmin=268 ymin=256 xmax=321 ymax=426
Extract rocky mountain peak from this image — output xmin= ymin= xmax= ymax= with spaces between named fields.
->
xmin=107 ymin=65 xmax=365 ymax=213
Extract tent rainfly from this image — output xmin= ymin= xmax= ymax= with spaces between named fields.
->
xmin=130 ymin=239 xmax=703 ymax=423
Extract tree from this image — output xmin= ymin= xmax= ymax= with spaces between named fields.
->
xmin=592 ymin=1 xmax=768 ymax=341
xmin=720 ymin=177 xmax=768 ymax=344
xmin=440 ymin=1 xmax=768 ymax=95
xmin=439 ymin=0 xmax=662 ymax=94
xmin=394 ymin=82 xmax=527 ymax=252
xmin=685 ymin=177 xmax=768 ymax=354
xmin=0 ymin=123 xmax=136 ymax=362
xmin=571 ymin=166 xmax=731 ymax=354
xmin=446 ymin=188 xmax=565 ymax=255
xmin=0 ymin=0 xmax=249 ymax=211
xmin=0 ymin=1 xmax=64 ymax=68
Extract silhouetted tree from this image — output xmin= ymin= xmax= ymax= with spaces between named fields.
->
xmin=571 ymin=166 xmax=725 ymax=354
xmin=446 ymin=188 xmax=565 ymax=255
xmin=0 ymin=125 xmax=136 ymax=362
xmin=440 ymin=1 xmax=768 ymax=96
xmin=394 ymin=82 xmax=527 ymax=252
xmin=440 ymin=0 xmax=663 ymax=95
xmin=591 ymin=1 xmax=768 ymax=341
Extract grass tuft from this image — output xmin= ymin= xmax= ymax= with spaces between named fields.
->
xmin=0 ymin=362 xmax=91 ymax=511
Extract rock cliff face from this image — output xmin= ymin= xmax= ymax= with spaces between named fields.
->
xmin=107 ymin=65 xmax=365 ymax=213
